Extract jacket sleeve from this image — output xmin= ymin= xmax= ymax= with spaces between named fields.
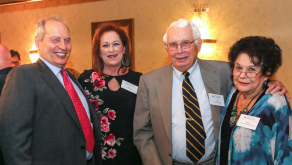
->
xmin=133 ymin=76 xmax=163 ymax=165
xmin=0 ymin=68 xmax=35 ymax=165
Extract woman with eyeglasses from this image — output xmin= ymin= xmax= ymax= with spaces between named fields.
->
xmin=214 ymin=36 xmax=292 ymax=165
xmin=78 ymin=23 xmax=142 ymax=165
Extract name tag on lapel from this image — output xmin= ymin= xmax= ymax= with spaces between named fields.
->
xmin=121 ymin=80 xmax=138 ymax=94
xmin=208 ymin=93 xmax=225 ymax=107
xmin=237 ymin=114 xmax=260 ymax=130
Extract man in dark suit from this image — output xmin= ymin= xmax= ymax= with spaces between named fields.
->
xmin=0 ymin=44 xmax=13 ymax=96
xmin=0 ymin=17 xmax=101 ymax=165
xmin=133 ymin=19 xmax=288 ymax=165
xmin=0 ymin=44 xmax=13 ymax=165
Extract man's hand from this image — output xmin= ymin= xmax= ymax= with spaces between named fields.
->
xmin=265 ymin=80 xmax=290 ymax=101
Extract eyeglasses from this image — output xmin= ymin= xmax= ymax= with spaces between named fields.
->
xmin=166 ymin=40 xmax=196 ymax=50
xmin=233 ymin=67 xmax=261 ymax=78
xmin=11 ymin=61 xmax=20 ymax=64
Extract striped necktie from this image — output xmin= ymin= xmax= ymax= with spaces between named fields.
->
xmin=182 ymin=71 xmax=206 ymax=163
xmin=61 ymin=69 xmax=95 ymax=153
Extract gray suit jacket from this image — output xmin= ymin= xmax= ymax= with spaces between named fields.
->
xmin=0 ymin=60 xmax=102 ymax=165
xmin=133 ymin=59 xmax=232 ymax=165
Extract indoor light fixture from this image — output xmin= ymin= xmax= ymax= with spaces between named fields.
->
xmin=191 ymin=4 xmax=217 ymax=59
xmin=29 ymin=44 xmax=39 ymax=63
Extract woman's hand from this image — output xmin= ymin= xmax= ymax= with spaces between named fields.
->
xmin=265 ymin=80 xmax=290 ymax=101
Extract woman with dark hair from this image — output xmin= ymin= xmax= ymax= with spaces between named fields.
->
xmin=78 ymin=23 xmax=142 ymax=164
xmin=214 ymin=36 xmax=292 ymax=165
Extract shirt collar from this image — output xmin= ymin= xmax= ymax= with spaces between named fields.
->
xmin=40 ymin=57 xmax=64 ymax=76
xmin=172 ymin=59 xmax=198 ymax=80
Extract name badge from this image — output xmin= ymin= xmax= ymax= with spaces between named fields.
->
xmin=121 ymin=80 xmax=138 ymax=94
xmin=237 ymin=114 xmax=260 ymax=130
xmin=208 ymin=93 xmax=225 ymax=107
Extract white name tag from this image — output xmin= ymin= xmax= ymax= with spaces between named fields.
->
xmin=121 ymin=80 xmax=138 ymax=94
xmin=237 ymin=114 xmax=260 ymax=130
xmin=208 ymin=93 xmax=225 ymax=107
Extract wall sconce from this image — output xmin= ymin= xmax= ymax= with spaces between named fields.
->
xmin=29 ymin=44 xmax=39 ymax=63
xmin=191 ymin=4 xmax=217 ymax=59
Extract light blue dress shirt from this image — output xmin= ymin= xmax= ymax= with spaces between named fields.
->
xmin=40 ymin=57 xmax=93 ymax=159
xmin=171 ymin=60 xmax=215 ymax=163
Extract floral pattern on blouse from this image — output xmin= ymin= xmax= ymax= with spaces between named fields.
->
xmin=83 ymin=72 xmax=124 ymax=160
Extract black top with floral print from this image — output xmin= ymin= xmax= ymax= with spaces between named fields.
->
xmin=78 ymin=69 xmax=142 ymax=165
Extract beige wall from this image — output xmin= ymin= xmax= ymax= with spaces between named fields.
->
xmin=0 ymin=0 xmax=291 ymax=93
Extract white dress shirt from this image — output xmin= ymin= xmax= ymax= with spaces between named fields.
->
xmin=172 ymin=60 xmax=215 ymax=163
xmin=40 ymin=57 xmax=93 ymax=159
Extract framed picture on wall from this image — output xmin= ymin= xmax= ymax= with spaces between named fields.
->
xmin=91 ymin=18 xmax=135 ymax=70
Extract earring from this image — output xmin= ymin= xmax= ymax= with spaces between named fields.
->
xmin=263 ymin=80 xmax=268 ymax=87
xmin=100 ymin=60 xmax=104 ymax=70
xmin=98 ymin=51 xmax=104 ymax=70
xmin=121 ymin=54 xmax=130 ymax=68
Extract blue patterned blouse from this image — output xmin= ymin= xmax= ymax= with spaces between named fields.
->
xmin=215 ymin=87 xmax=292 ymax=165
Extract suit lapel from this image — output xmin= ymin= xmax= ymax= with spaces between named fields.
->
xmin=68 ymin=71 xmax=101 ymax=142
xmin=198 ymin=59 xmax=220 ymax=95
xmin=197 ymin=59 xmax=221 ymax=140
xmin=68 ymin=71 xmax=96 ymax=117
xmin=36 ymin=60 xmax=82 ymax=130
xmin=156 ymin=64 xmax=173 ymax=144
xmin=68 ymin=72 xmax=97 ymax=124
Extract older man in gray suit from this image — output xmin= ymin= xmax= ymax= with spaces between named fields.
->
xmin=0 ymin=17 xmax=101 ymax=165
xmin=133 ymin=19 xmax=288 ymax=165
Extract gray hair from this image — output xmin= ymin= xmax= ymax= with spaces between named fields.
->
xmin=36 ymin=16 xmax=70 ymax=41
xmin=163 ymin=19 xmax=201 ymax=45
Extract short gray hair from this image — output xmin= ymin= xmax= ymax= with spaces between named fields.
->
xmin=163 ymin=19 xmax=201 ymax=45
xmin=36 ymin=16 xmax=70 ymax=41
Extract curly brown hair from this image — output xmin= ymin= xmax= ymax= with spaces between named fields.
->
xmin=228 ymin=36 xmax=282 ymax=78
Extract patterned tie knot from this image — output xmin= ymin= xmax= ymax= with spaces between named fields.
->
xmin=183 ymin=71 xmax=190 ymax=79
xmin=60 ymin=69 xmax=67 ymax=76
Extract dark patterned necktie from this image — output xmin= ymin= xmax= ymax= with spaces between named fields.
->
xmin=182 ymin=71 xmax=206 ymax=163
xmin=61 ymin=69 xmax=95 ymax=153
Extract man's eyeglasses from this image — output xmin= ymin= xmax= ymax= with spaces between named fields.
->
xmin=166 ymin=40 xmax=197 ymax=51
xmin=11 ymin=61 xmax=20 ymax=65
xmin=233 ymin=67 xmax=261 ymax=78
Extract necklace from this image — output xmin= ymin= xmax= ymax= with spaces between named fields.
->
xmin=230 ymin=90 xmax=263 ymax=127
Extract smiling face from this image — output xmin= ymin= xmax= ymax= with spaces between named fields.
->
xmin=165 ymin=25 xmax=202 ymax=72
xmin=35 ymin=20 xmax=71 ymax=68
xmin=233 ymin=53 xmax=268 ymax=96
xmin=99 ymin=31 xmax=125 ymax=69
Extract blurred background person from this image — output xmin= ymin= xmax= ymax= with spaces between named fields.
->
xmin=78 ymin=23 xmax=142 ymax=165
xmin=10 ymin=49 xmax=21 ymax=67
xmin=0 ymin=44 xmax=13 ymax=96
xmin=215 ymin=36 xmax=292 ymax=165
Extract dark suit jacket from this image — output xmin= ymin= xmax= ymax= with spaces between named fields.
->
xmin=0 ymin=60 xmax=102 ymax=165
xmin=0 ymin=67 xmax=12 ymax=165
xmin=0 ymin=67 xmax=13 ymax=97
xmin=133 ymin=59 xmax=233 ymax=165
